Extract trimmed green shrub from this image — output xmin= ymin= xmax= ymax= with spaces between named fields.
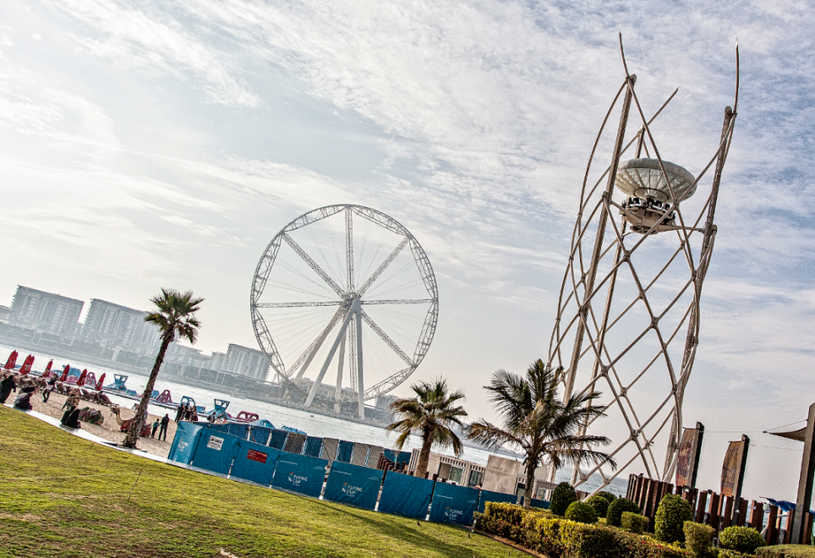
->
xmin=719 ymin=550 xmax=750 ymax=558
xmin=684 ymin=521 xmax=715 ymax=558
xmin=621 ymin=512 xmax=650 ymax=534
xmin=597 ymin=491 xmax=618 ymax=503
xmin=477 ymin=500 xmax=692 ymax=558
xmin=654 ymin=494 xmax=693 ymax=543
xmin=719 ymin=526 xmax=766 ymax=554
xmin=607 ymin=497 xmax=641 ymax=527
xmin=566 ymin=501 xmax=599 ymax=524
xmin=756 ymin=546 xmax=815 ymax=558
xmin=524 ymin=514 xmax=564 ymax=557
xmin=559 ymin=520 xmax=623 ymax=558
xmin=587 ymin=494 xmax=612 ymax=518
xmin=551 ymin=482 xmax=578 ymax=516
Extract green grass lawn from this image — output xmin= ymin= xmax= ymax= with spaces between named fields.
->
xmin=0 ymin=407 xmax=526 ymax=558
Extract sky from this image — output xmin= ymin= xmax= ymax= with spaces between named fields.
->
xmin=1 ymin=0 xmax=814 ymax=503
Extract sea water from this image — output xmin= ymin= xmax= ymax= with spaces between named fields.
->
xmin=2 ymin=344 xmax=628 ymax=496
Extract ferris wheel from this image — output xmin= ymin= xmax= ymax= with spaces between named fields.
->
xmin=250 ymin=204 xmax=439 ymax=418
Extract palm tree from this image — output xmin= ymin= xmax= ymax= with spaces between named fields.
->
xmin=386 ymin=378 xmax=468 ymax=479
xmin=467 ymin=359 xmax=616 ymax=508
xmin=123 ymin=289 xmax=203 ymax=448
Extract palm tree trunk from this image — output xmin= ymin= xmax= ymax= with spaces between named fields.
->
xmin=523 ymin=462 xmax=537 ymax=509
xmin=123 ymin=332 xmax=173 ymax=448
xmin=415 ymin=431 xmax=434 ymax=478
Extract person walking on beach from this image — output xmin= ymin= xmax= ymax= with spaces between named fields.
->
xmin=159 ymin=414 xmax=170 ymax=441
xmin=42 ymin=375 xmax=57 ymax=403
xmin=174 ymin=404 xmax=184 ymax=423
xmin=0 ymin=373 xmax=16 ymax=404
xmin=150 ymin=418 xmax=159 ymax=438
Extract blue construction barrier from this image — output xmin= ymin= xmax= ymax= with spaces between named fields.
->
xmin=378 ymin=472 xmax=434 ymax=519
xmin=336 ymin=440 xmax=354 ymax=463
xmin=271 ymin=454 xmax=328 ymax=497
xmin=477 ymin=490 xmax=517 ymax=513
xmin=190 ymin=431 xmax=241 ymax=475
xmin=168 ymin=422 xmax=205 ymax=464
xmin=303 ymin=436 xmax=323 ymax=458
xmin=395 ymin=451 xmax=412 ymax=466
xmin=226 ymin=423 xmax=249 ymax=439
xmin=429 ymin=482 xmax=480 ymax=525
xmin=230 ymin=440 xmax=281 ymax=486
xmin=248 ymin=426 xmax=272 ymax=446
xmin=323 ymin=461 xmax=384 ymax=511
xmin=269 ymin=429 xmax=288 ymax=450
xmin=531 ymin=498 xmax=551 ymax=510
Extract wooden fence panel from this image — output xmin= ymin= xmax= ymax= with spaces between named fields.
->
xmin=750 ymin=502 xmax=764 ymax=531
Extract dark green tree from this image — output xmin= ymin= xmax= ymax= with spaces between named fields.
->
xmin=467 ymin=360 xmax=615 ymax=508
xmin=386 ymin=378 xmax=468 ymax=479
xmin=123 ymin=289 xmax=203 ymax=449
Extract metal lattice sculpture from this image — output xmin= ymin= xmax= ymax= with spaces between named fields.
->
xmin=547 ymin=39 xmax=738 ymax=490
xmin=251 ymin=204 xmax=439 ymax=418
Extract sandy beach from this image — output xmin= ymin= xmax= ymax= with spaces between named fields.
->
xmin=20 ymin=385 xmax=178 ymax=458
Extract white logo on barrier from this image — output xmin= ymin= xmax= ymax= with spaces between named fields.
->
xmin=341 ymin=483 xmax=364 ymax=497
xmin=288 ymin=473 xmax=308 ymax=487
xmin=207 ymin=436 xmax=224 ymax=451
xmin=445 ymin=507 xmax=463 ymax=521
xmin=178 ymin=440 xmax=189 ymax=453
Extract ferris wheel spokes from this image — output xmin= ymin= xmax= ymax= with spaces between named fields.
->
xmin=281 ymin=233 xmax=345 ymax=297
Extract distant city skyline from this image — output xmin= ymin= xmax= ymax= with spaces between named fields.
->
xmin=1 ymin=284 xmax=269 ymax=381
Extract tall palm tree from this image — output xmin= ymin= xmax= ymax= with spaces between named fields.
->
xmin=123 ymin=289 xmax=203 ymax=448
xmin=467 ymin=359 xmax=616 ymax=508
xmin=386 ymin=378 xmax=468 ymax=479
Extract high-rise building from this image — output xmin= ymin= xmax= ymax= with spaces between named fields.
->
xmin=82 ymin=299 xmax=159 ymax=349
xmin=9 ymin=286 xmax=84 ymax=335
xmin=221 ymin=343 xmax=269 ymax=380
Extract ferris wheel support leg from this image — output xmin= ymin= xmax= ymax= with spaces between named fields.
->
xmin=304 ymin=299 xmax=361 ymax=408
xmin=356 ymin=311 xmax=365 ymax=419
xmin=335 ymin=335 xmax=346 ymax=413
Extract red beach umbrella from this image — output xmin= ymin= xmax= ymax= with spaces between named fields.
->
xmin=94 ymin=373 xmax=106 ymax=391
xmin=59 ymin=365 xmax=70 ymax=382
xmin=4 ymin=350 xmax=18 ymax=370
xmin=42 ymin=360 xmax=53 ymax=378
xmin=77 ymin=369 xmax=88 ymax=386
xmin=19 ymin=354 xmax=34 ymax=375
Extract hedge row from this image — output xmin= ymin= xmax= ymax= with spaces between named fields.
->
xmin=475 ymin=502 xmax=688 ymax=558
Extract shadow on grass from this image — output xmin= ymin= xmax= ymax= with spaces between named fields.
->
xmin=306 ymin=497 xmax=494 ymax=557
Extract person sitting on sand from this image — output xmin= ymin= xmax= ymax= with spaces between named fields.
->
xmin=13 ymin=380 xmax=36 ymax=411
xmin=0 ymin=373 xmax=16 ymax=404
xmin=61 ymin=406 xmax=81 ymax=428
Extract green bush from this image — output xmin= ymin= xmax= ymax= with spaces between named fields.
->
xmin=719 ymin=550 xmax=750 ymax=558
xmin=551 ymin=482 xmax=578 ymax=516
xmin=477 ymin=500 xmax=691 ymax=558
xmin=524 ymin=514 xmax=564 ymax=557
xmin=684 ymin=521 xmax=715 ymax=558
xmin=719 ymin=526 xmax=766 ymax=554
xmin=559 ymin=520 xmax=623 ymax=558
xmin=597 ymin=491 xmax=618 ymax=503
xmin=621 ymin=512 xmax=650 ymax=534
xmin=654 ymin=494 xmax=693 ymax=543
xmin=756 ymin=546 xmax=815 ymax=558
xmin=587 ymin=494 xmax=612 ymax=518
xmin=607 ymin=497 xmax=641 ymax=527
xmin=566 ymin=501 xmax=599 ymax=524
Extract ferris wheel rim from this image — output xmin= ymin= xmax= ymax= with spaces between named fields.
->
xmin=250 ymin=204 xmax=439 ymax=402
